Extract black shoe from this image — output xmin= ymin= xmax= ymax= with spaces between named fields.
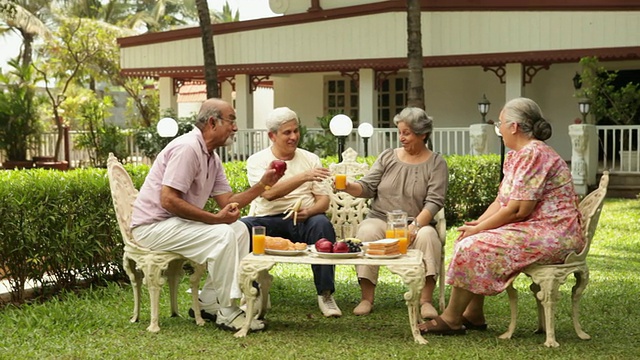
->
xmin=188 ymin=308 xmax=217 ymax=322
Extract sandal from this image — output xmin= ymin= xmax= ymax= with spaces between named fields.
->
xmin=418 ymin=316 xmax=466 ymax=336
xmin=215 ymin=308 xmax=265 ymax=332
xmin=462 ymin=316 xmax=488 ymax=331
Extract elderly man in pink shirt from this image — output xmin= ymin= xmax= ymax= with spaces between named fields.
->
xmin=131 ymin=98 xmax=281 ymax=332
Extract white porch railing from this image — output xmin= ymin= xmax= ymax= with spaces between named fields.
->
xmin=2 ymin=126 xmax=640 ymax=176
xmin=597 ymin=125 xmax=640 ymax=173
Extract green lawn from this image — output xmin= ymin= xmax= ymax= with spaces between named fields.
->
xmin=1 ymin=199 xmax=639 ymax=359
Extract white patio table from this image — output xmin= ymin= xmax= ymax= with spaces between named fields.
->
xmin=234 ymin=249 xmax=428 ymax=344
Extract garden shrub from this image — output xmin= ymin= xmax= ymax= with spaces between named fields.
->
xmin=0 ymin=169 xmax=122 ymax=303
xmin=0 ymin=154 xmax=500 ymax=303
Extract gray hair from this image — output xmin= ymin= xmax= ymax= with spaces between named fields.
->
xmin=195 ymin=99 xmax=223 ymax=129
xmin=393 ymin=107 xmax=433 ymax=144
xmin=502 ymin=97 xmax=552 ymax=141
xmin=266 ymin=107 xmax=299 ymax=133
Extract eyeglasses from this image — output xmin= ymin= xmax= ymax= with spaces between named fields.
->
xmin=495 ymin=120 xmax=514 ymax=128
xmin=217 ymin=116 xmax=237 ymax=126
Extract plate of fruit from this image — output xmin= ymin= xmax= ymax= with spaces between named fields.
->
xmin=311 ymin=238 xmax=363 ymax=259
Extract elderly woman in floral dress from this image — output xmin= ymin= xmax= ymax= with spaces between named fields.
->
xmin=419 ymin=97 xmax=585 ymax=335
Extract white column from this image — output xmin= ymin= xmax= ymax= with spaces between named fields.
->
xmin=469 ymin=124 xmax=494 ymax=155
xmin=505 ymin=63 xmax=523 ymax=101
xmin=158 ymin=77 xmax=177 ymax=115
xmin=235 ymin=74 xmax=253 ymax=130
xmin=358 ymin=68 xmax=376 ymax=125
xmin=569 ymin=124 xmax=598 ymax=195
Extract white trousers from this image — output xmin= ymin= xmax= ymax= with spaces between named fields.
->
xmin=132 ymin=218 xmax=249 ymax=308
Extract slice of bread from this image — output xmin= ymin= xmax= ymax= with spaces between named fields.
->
xmin=366 ymin=239 xmax=400 ymax=255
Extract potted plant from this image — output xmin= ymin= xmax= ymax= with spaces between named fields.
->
xmin=577 ymin=56 xmax=640 ymax=170
xmin=0 ymin=58 xmax=43 ymax=169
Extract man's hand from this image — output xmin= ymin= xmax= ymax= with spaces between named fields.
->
xmin=259 ymin=168 xmax=281 ymax=188
xmin=216 ymin=202 xmax=240 ymax=224
xmin=294 ymin=208 xmax=311 ymax=223
xmin=304 ymin=167 xmax=330 ymax=183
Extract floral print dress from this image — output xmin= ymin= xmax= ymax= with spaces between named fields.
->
xmin=446 ymin=141 xmax=585 ymax=296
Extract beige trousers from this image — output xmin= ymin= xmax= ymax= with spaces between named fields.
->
xmin=355 ymin=217 xmax=442 ymax=285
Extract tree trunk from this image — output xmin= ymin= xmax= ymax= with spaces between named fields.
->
xmin=195 ymin=0 xmax=219 ymax=99
xmin=406 ymin=0 xmax=425 ymax=110
xmin=20 ymin=30 xmax=33 ymax=67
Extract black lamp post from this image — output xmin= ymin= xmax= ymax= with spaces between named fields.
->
xmin=494 ymin=124 xmax=505 ymax=182
xmin=329 ymin=114 xmax=353 ymax=162
xmin=578 ymin=99 xmax=591 ymax=123
xmin=477 ymin=94 xmax=491 ymax=123
xmin=357 ymin=123 xmax=373 ymax=157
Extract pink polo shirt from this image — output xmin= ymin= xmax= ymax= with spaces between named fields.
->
xmin=130 ymin=128 xmax=232 ymax=228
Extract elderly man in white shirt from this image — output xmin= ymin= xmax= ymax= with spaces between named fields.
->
xmin=240 ymin=107 xmax=342 ymax=317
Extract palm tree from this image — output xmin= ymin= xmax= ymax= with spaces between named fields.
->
xmin=126 ymin=0 xmax=196 ymax=33
xmin=406 ymin=0 xmax=425 ymax=110
xmin=213 ymin=1 xmax=239 ymax=23
xmin=61 ymin=0 xmax=131 ymax=26
xmin=0 ymin=0 xmax=52 ymax=67
xmin=195 ymin=0 xmax=218 ymax=99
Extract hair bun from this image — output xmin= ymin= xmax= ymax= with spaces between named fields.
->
xmin=533 ymin=119 xmax=552 ymax=141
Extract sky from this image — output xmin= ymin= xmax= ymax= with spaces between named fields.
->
xmin=0 ymin=0 xmax=278 ymax=71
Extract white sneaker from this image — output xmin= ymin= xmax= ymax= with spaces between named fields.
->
xmin=188 ymin=298 xmax=219 ymax=321
xmin=240 ymin=293 xmax=272 ymax=314
xmin=318 ymin=292 xmax=342 ymax=317
xmin=200 ymin=299 xmax=220 ymax=315
xmin=215 ymin=308 xmax=265 ymax=332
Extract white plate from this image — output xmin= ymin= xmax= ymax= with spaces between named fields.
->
xmin=310 ymin=248 xmax=362 ymax=259
xmin=264 ymin=248 xmax=308 ymax=256
xmin=364 ymin=253 xmax=402 ymax=259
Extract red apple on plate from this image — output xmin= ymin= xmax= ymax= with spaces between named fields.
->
xmin=271 ymin=160 xmax=287 ymax=177
xmin=315 ymin=238 xmax=333 ymax=253
xmin=333 ymin=242 xmax=349 ymax=253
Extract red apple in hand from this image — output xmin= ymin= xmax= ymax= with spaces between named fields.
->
xmin=333 ymin=242 xmax=349 ymax=253
xmin=315 ymin=239 xmax=333 ymax=253
xmin=271 ymin=160 xmax=287 ymax=177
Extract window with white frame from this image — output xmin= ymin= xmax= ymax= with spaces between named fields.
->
xmin=377 ymin=75 xmax=408 ymax=128
xmin=325 ymin=77 xmax=358 ymax=124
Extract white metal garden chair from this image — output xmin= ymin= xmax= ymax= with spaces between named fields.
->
xmin=499 ymin=171 xmax=609 ymax=347
xmin=107 ymin=153 xmax=206 ymax=332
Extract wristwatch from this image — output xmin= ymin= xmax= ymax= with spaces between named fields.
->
xmin=410 ymin=220 xmax=421 ymax=235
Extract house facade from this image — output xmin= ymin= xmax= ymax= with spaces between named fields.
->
xmin=117 ymin=0 xmax=640 ymax=160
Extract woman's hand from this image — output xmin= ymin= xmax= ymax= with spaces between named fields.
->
xmin=408 ymin=223 xmax=418 ymax=245
xmin=456 ymin=224 xmax=480 ymax=241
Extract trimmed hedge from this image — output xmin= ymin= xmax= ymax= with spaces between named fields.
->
xmin=0 ymin=154 xmax=499 ymax=303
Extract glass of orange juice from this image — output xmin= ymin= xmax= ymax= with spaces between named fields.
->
xmin=335 ymin=174 xmax=347 ymax=190
xmin=397 ymin=230 xmax=408 ymax=254
xmin=252 ymin=226 xmax=266 ymax=255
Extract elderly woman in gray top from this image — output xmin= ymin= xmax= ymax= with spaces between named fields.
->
xmin=340 ymin=107 xmax=448 ymax=318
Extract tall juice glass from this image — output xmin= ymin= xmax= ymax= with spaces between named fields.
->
xmin=335 ymin=174 xmax=347 ymax=190
xmin=252 ymin=226 xmax=266 ymax=255
xmin=396 ymin=227 xmax=408 ymax=254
